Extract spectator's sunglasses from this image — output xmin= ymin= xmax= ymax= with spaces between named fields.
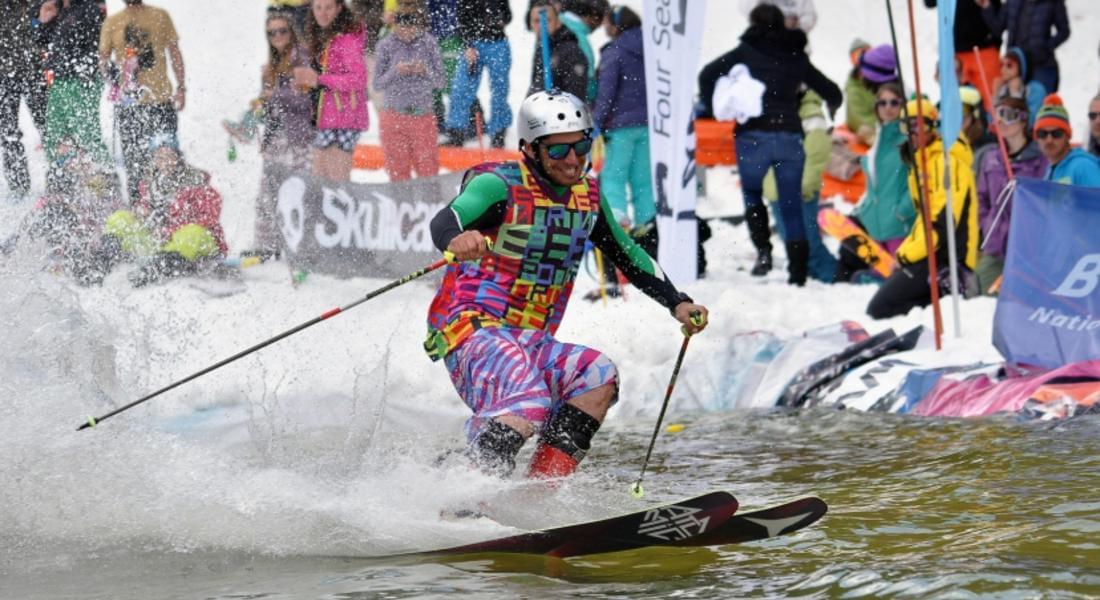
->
xmin=540 ymin=137 xmax=594 ymax=160
xmin=875 ymin=98 xmax=902 ymax=108
xmin=1036 ymin=129 xmax=1067 ymax=140
xmin=267 ymin=27 xmax=290 ymax=38
xmin=996 ymin=106 xmax=1027 ymax=124
xmin=1089 ymin=112 xmax=1100 ymax=121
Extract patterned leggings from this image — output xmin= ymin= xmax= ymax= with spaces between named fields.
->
xmin=444 ymin=327 xmax=618 ymax=441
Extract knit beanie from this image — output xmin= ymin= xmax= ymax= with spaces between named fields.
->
xmin=1034 ymin=94 xmax=1072 ymax=137
xmin=849 ymin=38 xmax=871 ymax=66
xmin=1005 ymin=46 xmax=1029 ymax=81
xmin=860 ymin=44 xmax=898 ymax=84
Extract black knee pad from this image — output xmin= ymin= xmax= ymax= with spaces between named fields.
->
xmin=467 ymin=419 xmax=526 ymax=477
xmin=541 ymin=404 xmax=601 ymax=462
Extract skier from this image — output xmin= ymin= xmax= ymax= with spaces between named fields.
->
xmin=424 ymin=89 xmax=708 ymax=480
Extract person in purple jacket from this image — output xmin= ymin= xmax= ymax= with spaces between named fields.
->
xmin=975 ymin=95 xmax=1047 ymax=295
xmin=373 ymin=7 xmax=446 ymax=181
xmin=294 ymin=0 xmax=369 ymax=182
xmin=238 ymin=13 xmax=315 ymax=260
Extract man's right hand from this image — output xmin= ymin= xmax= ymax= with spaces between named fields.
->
xmin=447 ymin=231 xmax=489 ymax=262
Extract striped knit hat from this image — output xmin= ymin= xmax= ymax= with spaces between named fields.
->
xmin=1034 ymin=94 xmax=1072 ymax=137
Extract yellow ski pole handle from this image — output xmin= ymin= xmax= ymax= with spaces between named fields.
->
xmin=681 ymin=310 xmax=706 ymax=336
xmin=443 ymin=236 xmax=494 ymax=264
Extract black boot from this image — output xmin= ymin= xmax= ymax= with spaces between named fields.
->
xmin=744 ymin=204 xmax=772 ymax=276
xmin=786 ymin=240 xmax=810 ymax=287
xmin=466 ymin=419 xmax=527 ymax=477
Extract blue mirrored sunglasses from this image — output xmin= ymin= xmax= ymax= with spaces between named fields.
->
xmin=543 ymin=137 xmax=593 ymax=160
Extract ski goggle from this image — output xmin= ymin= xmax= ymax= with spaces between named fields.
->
xmin=996 ymin=106 xmax=1026 ymax=124
xmin=542 ymin=137 xmax=593 ymax=160
xmin=1036 ymin=129 xmax=1067 ymax=140
xmin=900 ymin=118 xmax=936 ymax=134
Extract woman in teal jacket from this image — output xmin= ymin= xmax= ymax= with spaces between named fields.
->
xmin=836 ymin=82 xmax=916 ymax=282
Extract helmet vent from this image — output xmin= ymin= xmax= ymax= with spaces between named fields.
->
xmin=557 ymin=113 xmax=566 ymax=120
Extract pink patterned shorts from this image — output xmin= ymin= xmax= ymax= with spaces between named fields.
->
xmin=444 ymin=327 xmax=619 ymax=441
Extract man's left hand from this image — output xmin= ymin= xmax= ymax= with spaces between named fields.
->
xmin=173 ymin=88 xmax=186 ymax=111
xmin=674 ymin=302 xmax=709 ymax=335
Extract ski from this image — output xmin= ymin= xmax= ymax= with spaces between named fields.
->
xmin=670 ymin=496 xmax=827 ymax=547
xmin=418 ymin=491 xmax=739 ymax=558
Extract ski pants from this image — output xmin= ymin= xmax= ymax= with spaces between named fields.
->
xmin=445 ymin=39 xmax=512 ymax=137
xmin=735 ymin=130 xmax=807 ymax=242
xmin=379 ymin=110 xmax=439 ymax=182
xmin=600 ymin=126 xmax=655 ymax=227
xmin=444 ymin=327 xmax=618 ymax=441
xmin=255 ymin=140 xmax=311 ymax=253
xmin=0 ymin=76 xmax=45 ymax=195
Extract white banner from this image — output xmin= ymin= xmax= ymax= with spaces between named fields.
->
xmin=644 ymin=0 xmax=705 ymax=285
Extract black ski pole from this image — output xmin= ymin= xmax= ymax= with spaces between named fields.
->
xmin=631 ymin=311 xmax=705 ymax=498
xmin=77 ymin=252 xmax=458 ymax=431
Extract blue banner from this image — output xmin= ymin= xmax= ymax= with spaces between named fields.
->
xmin=993 ymin=178 xmax=1100 ymax=367
xmin=937 ymin=0 xmax=961 ymax=151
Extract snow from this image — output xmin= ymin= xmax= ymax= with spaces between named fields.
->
xmin=0 ymin=0 xmax=1096 ymax=557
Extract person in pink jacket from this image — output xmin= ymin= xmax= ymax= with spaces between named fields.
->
xmin=293 ymin=0 xmax=369 ymax=181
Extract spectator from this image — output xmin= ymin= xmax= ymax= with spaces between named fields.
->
xmin=443 ymin=0 xmax=512 ymax=149
xmin=83 ymin=134 xmax=228 ymax=287
xmin=926 ymin=0 xmax=1001 ymax=112
xmin=294 ymin=0 xmax=369 ymax=182
xmin=847 ymin=44 xmax=899 ymax=146
xmin=1035 ymin=94 xmax=1100 ymax=187
xmin=99 ymin=0 xmax=186 ymax=203
xmin=866 ymin=99 xmax=979 ymax=320
xmin=697 ymin=4 xmax=842 ymax=286
xmin=740 ymin=0 xmax=817 ymax=33
xmin=978 ymin=0 xmax=1069 ymax=94
xmin=835 ymin=82 xmax=915 ymax=283
xmin=583 ymin=4 xmax=651 ymax=300
xmin=27 ymin=137 xmax=123 ymax=285
xmin=35 ymin=0 xmax=109 ymax=192
xmin=527 ymin=2 xmax=588 ymax=108
xmin=0 ymin=2 xmax=49 ymax=199
xmin=426 ymin=0 xmax=461 ymax=128
xmin=764 ymin=89 xmax=836 ymax=283
xmin=960 ymin=85 xmax=995 ymax=154
xmin=1087 ymin=93 xmax=1100 ymax=158
xmin=525 ymin=0 xmax=607 ymax=104
xmin=268 ymin=0 xmax=312 ymax=34
xmin=993 ymin=47 xmax=1046 ymax=128
xmin=236 ymin=13 xmax=314 ymax=260
xmin=373 ymin=6 xmax=445 ymax=181
xmin=975 ymin=96 xmax=1047 ymax=295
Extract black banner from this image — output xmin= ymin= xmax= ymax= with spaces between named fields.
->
xmin=276 ymin=172 xmax=463 ymax=278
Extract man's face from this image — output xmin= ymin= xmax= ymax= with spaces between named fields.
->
xmin=1089 ymin=99 xmax=1100 ymax=139
xmin=526 ymin=131 xmax=589 ymax=186
xmin=529 ymin=6 xmax=560 ymax=34
xmin=905 ymin=117 xmax=938 ymax=150
xmin=1036 ymin=127 xmax=1071 ymax=163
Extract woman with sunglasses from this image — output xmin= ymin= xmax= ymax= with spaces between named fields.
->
xmin=293 ymin=0 xmax=369 ymax=182
xmin=835 ymin=82 xmax=915 ymax=283
xmin=235 ymin=14 xmax=314 ymax=260
xmin=698 ymin=4 xmax=842 ymax=286
xmin=974 ymin=96 xmax=1047 ymax=295
xmin=846 ymin=44 xmax=899 ymax=146
xmin=423 ymin=90 xmax=708 ymax=480
xmin=866 ymin=99 xmax=980 ymax=320
xmin=1034 ymin=94 xmax=1100 ymax=187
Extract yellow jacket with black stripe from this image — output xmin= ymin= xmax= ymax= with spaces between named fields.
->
xmin=897 ymin=137 xmax=979 ymax=270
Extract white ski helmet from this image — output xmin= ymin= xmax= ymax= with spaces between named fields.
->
xmin=517 ymin=89 xmax=593 ymax=147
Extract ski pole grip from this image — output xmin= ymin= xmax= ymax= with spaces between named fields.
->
xmin=443 ymin=236 xmax=494 ymax=264
xmin=682 ymin=310 xmax=705 ymax=337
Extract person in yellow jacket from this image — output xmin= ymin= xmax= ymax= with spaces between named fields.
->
xmin=867 ymin=99 xmax=980 ymax=320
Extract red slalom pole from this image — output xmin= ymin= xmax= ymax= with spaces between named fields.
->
xmin=77 ymin=253 xmax=455 ymax=431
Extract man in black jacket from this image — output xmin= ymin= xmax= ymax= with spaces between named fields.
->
xmin=0 ymin=1 xmax=48 ymax=199
xmin=526 ymin=1 xmax=588 ymax=104
xmin=443 ymin=0 xmax=512 ymax=149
